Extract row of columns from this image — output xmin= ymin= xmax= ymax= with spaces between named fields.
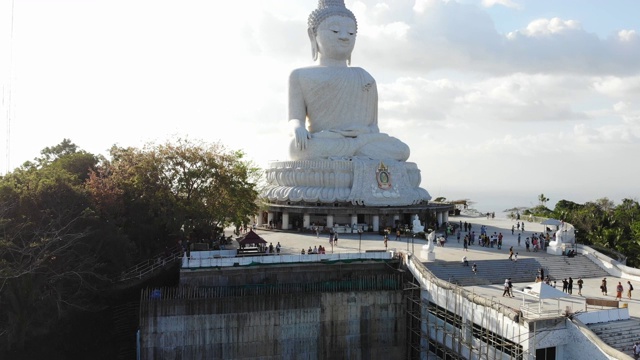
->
xmin=261 ymin=210 xmax=450 ymax=232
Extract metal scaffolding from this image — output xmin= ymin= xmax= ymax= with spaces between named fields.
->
xmin=404 ymin=264 xmax=526 ymax=360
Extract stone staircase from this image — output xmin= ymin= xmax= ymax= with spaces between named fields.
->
xmin=424 ymin=254 xmax=609 ymax=286
xmin=587 ymin=319 xmax=640 ymax=358
xmin=536 ymin=255 xmax=610 ymax=282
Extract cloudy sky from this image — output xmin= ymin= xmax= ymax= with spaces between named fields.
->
xmin=1 ymin=0 xmax=639 ymax=214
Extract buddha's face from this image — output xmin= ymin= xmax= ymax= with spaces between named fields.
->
xmin=315 ymin=15 xmax=356 ymax=62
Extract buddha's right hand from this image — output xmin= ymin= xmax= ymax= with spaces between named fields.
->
xmin=290 ymin=120 xmax=310 ymax=150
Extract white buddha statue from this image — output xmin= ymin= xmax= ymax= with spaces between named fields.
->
xmin=261 ymin=0 xmax=430 ymax=208
xmin=288 ymin=0 xmax=410 ymax=162
xmin=412 ymin=215 xmax=424 ymax=233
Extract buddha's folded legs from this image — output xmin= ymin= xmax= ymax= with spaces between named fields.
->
xmin=289 ymin=132 xmax=410 ymax=161
xmin=355 ymin=133 xmax=410 ymax=161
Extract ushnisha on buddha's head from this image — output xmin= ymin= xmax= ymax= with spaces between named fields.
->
xmin=307 ymin=0 xmax=358 ymax=65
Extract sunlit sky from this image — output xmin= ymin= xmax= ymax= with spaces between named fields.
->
xmin=1 ymin=0 xmax=639 ymax=213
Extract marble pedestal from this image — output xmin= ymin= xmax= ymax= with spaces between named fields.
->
xmin=262 ymin=158 xmax=430 ymax=205
xmin=421 ymin=247 xmax=436 ymax=261
xmin=546 ymin=244 xmax=565 ymax=255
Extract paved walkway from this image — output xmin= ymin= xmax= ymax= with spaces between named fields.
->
xmin=229 ymin=214 xmax=639 ymax=319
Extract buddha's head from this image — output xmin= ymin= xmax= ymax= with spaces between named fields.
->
xmin=308 ymin=0 xmax=358 ymax=64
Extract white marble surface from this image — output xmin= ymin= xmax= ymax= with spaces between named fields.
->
xmin=262 ymin=1 xmax=430 ymax=205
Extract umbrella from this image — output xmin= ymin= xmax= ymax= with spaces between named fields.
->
xmin=540 ymin=218 xmax=562 ymax=226
xmin=503 ymin=206 xmax=529 ymax=213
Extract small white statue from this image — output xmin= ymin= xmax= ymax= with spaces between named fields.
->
xmin=554 ymin=228 xmax=564 ymax=244
xmin=426 ymin=229 xmax=436 ymax=253
xmin=412 ymin=214 xmax=424 ymax=233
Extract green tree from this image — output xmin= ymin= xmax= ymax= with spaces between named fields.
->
xmin=86 ymin=138 xmax=260 ymax=257
xmin=538 ymin=194 xmax=549 ymax=206
xmin=0 ymin=140 xmax=130 ymax=351
xmin=551 ymin=198 xmax=640 ymax=266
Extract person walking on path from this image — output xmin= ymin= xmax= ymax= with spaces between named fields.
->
xmin=472 ymin=263 xmax=477 ymax=275
xmin=508 ymin=246 xmax=514 ymax=260
xmin=628 ymin=281 xmax=634 ymax=299
xmin=562 ymin=279 xmax=568 ymax=293
xmin=601 ymin=278 xmax=608 ymax=296
xmin=577 ymin=278 xmax=584 ymax=295
xmin=503 ymin=279 xmax=511 ymax=297
xmin=616 ymin=282 xmax=624 ymax=300
xmin=568 ymin=277 xmax=573 ymax=295
xmin=518 ymin=233 xmax=521 ymax=246
xmin=514 ymin=253 xmax=518 ymax=262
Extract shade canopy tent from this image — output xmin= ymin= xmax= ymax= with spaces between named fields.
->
xmin=540 ymin=218 xmax=563 ymax=226
xmin=237 ymin=230 xmax=267 ymax=246
xmin=519 ymin=282 xmax=576 ymax=316
xmin=522 ymin=282 xmax=571 ymax=300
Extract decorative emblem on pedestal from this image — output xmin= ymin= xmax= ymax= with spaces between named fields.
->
xmin=376 ymin=161 xmax=392 ymax=190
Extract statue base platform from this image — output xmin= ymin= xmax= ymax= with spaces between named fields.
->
xmin=421 ymin=246 xmax=436 ymax=261
xmin=546 ymin=244 xmax=565 ymax=256
xmin=262 ymin=158 xmax=430 ymax=206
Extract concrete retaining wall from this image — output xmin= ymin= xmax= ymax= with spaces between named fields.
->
xmin=179 ymin=261 xmax=398 ymax=287
xmin=139 ymin=291 xmax=405 ymax=359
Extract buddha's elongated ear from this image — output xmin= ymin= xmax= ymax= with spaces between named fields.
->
xmin=308 ymin=28 xmax=318 ymax=61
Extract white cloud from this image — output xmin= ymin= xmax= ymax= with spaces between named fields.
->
xmin=593 ymin=76 xmax=640 ymax=98
xmin=618 ymin=29 xmax=638 ymax=42
xmin=520 ymin=18 xmax=582 ymax=37
xmin=344 ymin=3 xmax=640 ymax=76
xmin=481 ymin=0 xmax=521 ymax=10
xmin=378 ymin=73 xmax=592 ymax=130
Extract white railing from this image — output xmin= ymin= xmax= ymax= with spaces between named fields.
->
xmin=188 ymin=249 xmax=237 ymax=259
xmin=182 ymin=250 xmax=395 ymax=268
xmin=519 ymin=304 xmax=564 ymax=319
xmin=118 ymin=249 xmax=183 ymax=282
xmin=578 ymin=244 xmax=640 ymax=282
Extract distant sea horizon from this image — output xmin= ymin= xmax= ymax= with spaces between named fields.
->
xmin=444 ymin=190 xmax=559 ymax=219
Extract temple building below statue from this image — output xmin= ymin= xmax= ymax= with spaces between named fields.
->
xmin=259 ymin=159 xmax=452 ymax=232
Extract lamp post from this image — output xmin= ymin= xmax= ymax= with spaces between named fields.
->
xmin=412 ymin=233 xmax=416 ymax=254
xmin=358 ymin=228 xmax=363 ymax=252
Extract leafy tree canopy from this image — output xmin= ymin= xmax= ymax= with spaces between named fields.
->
xmin=86 ymin=138 xmax=260 ymax=256
xmin=1 ymin=138 xmax=261 ymax=352
xmin=528 ymin=196 xmax=640 ymax=267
